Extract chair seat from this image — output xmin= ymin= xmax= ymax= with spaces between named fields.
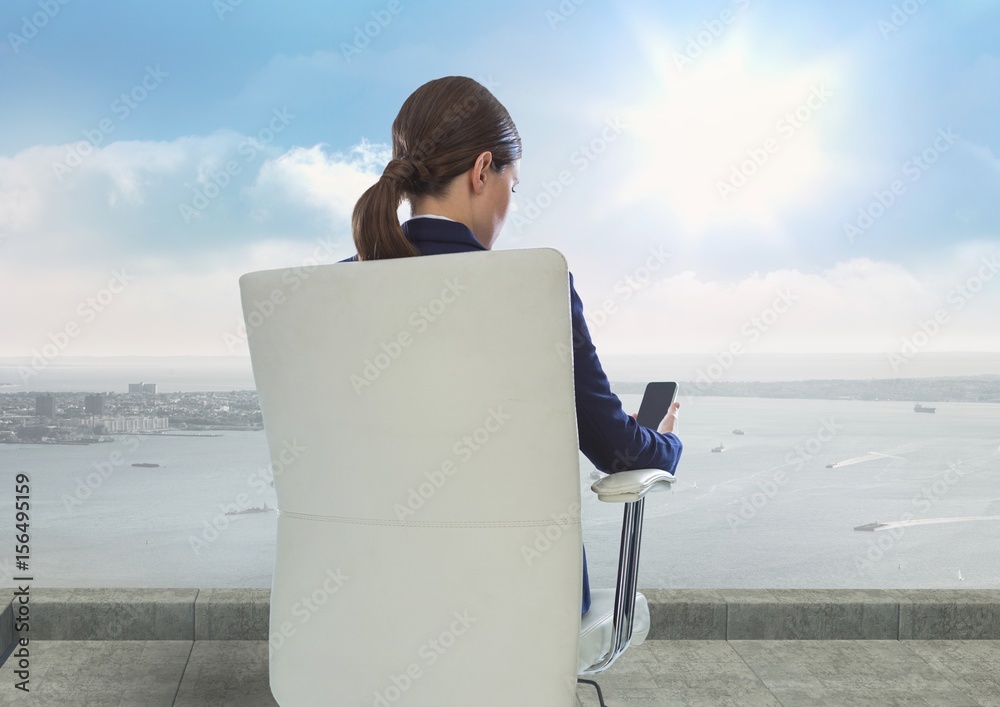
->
xmin=578 ymin=588 xmax=650 ymax=673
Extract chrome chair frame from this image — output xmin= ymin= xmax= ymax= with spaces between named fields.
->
xmin=577 ymin=468 xmax=677 ymax=705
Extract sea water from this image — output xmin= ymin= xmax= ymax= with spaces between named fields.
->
xmin=0 ymin=395 xmax=997 ymax=590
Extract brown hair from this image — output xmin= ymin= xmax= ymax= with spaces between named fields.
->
xmin=351 ymin=76 xmax=522 ymax=261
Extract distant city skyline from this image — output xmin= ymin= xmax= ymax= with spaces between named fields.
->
xmin=2 ymin=352 xmax=1000 ymax=394
xmin=1 ymin=2 xmax=998 ymax=360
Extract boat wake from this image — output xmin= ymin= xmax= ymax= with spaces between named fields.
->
xmin=855 ymin=515 xmax=1000 ymax=531
xmin=827 ymin=451 xmax=906 ymax=469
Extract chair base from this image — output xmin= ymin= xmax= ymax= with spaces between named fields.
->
xmin=577 ymin=678 xmax=608 ymax=707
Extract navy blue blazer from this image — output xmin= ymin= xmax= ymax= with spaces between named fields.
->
xmin=340 ymin=218 xmax=682 ymax=473
xmin=340 ymin=217 xmax=683 ymax=613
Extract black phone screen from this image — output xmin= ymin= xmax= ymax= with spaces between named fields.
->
xmin=635 ymin=382 xmax=678 ymax=429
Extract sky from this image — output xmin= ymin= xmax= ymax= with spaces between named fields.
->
xmin=1 ymin=0 xmax=999 ymax=368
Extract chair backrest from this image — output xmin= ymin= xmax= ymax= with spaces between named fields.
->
xmin=240 ymin=247 xmax=583 ymax=706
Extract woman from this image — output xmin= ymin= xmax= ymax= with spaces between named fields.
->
xmin=340 ymin=76 xmax=682 ymax=615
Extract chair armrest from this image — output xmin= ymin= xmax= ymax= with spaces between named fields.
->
xmin=581 ymin=469 xmax=675 ymax=674
xmin=590 ymin=468 xmax=675 ymax=503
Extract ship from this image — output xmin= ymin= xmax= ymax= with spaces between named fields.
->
xmin=225 ymin=502 xmax=274 ymax=515
xmin=131 ymin=462 xmax=160 ymax=468
xmin=711 ymin=444 xmax=726 ymax=453
xmin=732 ymin=429 xmax=745 ymax=435
xmin=914 ymin=403 xmax=936 ymax=414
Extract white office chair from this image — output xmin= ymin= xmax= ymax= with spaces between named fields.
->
xmin=240 ymin=248 xmax=674 ymax=706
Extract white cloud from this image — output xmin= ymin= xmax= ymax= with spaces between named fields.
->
xmin=0 ymin=133 xmax=389 ymax=260
xmin=0 ymin=135 xmax=391 ymax=356
xmin=0 ymin=238 xmax=362 ymax=358
xmin=2 ymin=128 xmax=997 ymax=358
xmin=576 ymin=256 xmax=1000 ymax=355
xmin=248 ymin=140 xmax=390 ymax=222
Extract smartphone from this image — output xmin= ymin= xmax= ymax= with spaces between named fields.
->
xmin=635 ymin=382 xmax=678 ymax=429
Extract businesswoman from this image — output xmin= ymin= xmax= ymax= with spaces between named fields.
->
xmin=341 ymin=76 xmax=682 ymax=615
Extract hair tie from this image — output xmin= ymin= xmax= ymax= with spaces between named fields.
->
xmin=381 ymin=157 xmax=430 ymax=188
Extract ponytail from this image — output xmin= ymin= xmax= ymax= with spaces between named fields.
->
xmin=351 ymin=159 xmax=425 ymax=261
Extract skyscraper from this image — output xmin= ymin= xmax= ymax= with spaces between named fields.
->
xmin=36 ymin=395 xmax=56 ymax=418
xmin=85 ymin=394 xmax=105 ymax=415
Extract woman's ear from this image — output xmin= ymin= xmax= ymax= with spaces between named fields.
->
xmin=470 ymin=151 xmax=494 ymax=195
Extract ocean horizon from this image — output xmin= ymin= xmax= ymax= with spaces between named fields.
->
xmin=2 ymin=352 xmax=1000 ymax=393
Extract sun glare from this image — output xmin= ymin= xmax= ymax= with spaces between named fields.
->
xmin=619 ymin=30 xmax=842 ymax=238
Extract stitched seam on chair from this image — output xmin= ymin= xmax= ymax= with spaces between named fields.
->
xmin=276 ymin=510 xmax=582 ymax=528
xmin=580 ymin=612 xmax=615 ymax=639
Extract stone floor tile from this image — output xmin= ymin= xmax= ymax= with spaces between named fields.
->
xmin=903 ymin=641 xmax=1000 ymax=707
xmin=641 ymin=638 xmax=746 ymax=663
xmin=0 ymin=640 xmax=191 ymax=707
xmin=0 ymin=638 xmax=996 ymax=706
xmin=732 ymin=639 xmax=986 ymax=707
xmin=173 ymin=641 xmax=277 ymax=707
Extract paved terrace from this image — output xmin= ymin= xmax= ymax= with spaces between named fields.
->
xmin=0 ymin=589 xmax=998 ymax=706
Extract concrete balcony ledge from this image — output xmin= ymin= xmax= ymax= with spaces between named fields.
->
xmin=646 ymin=588 xmax=1000 ymax=641
xmin=4 ymin=588 xmax=1000 ymax=648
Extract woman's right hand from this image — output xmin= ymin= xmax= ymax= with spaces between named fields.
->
xmin=657 ymin=401 xmax=680 ymax=435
